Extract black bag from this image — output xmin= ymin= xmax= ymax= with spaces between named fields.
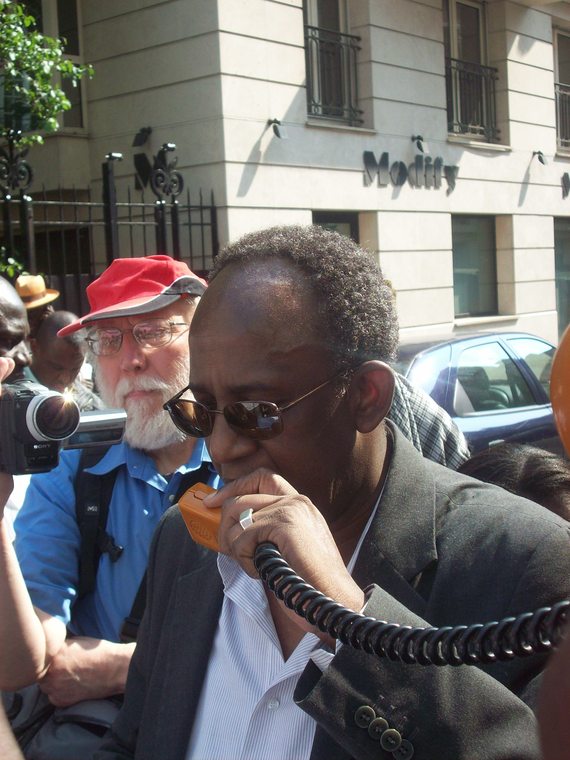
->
xmin=3 ymin=685 xmax=121 ymax=759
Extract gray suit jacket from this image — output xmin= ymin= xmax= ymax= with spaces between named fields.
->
xmin=95 ymin=424 xmax=570 ymax=759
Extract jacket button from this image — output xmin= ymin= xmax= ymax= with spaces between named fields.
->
xmin=367 ymin=716 xmax=389 ymax=739
xmin=380 ymin=728 xmax=402 ymax=752
xmin=354 ymin=705 xmax=376 ymax=728
xmin=392 ymin=738 xmax=414 ymax=759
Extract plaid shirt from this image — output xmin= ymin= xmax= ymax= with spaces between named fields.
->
xmin=389 ymin=373 xmax=470 ymax=470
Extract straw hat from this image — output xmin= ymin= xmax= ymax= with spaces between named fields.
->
xmin=15 ymin=274 xmax=60 ymax=309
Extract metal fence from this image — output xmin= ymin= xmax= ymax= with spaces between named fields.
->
xmin=0 ymin=139 xmax=218 ymax=315
xmin=445 ymin=57 xmax=499 ymax=143
xmin=304 ymin=24 xmax=363 ymax=126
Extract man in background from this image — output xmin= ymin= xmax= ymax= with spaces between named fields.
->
xmin=15 ymin=274 xmax=59 ymax=338
xmin=0 ymin=255 xmax=217 ymax=752
xmin=0 ymin=277 xmax=31 ymax=383
xmin=0 ymin=278 xmax=32 ymax=541
xmin=25 ymin=309 xmax=104 ymax=411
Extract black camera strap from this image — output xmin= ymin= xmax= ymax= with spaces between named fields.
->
xmin=74 ymin=451 xmax=212 ymax=642
xmin=75 ymin=445 xmax=121 ymax=601
xmin=119 ymin=461 xmax=213 ymax=642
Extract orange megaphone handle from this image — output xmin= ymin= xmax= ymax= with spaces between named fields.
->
xmin=551 ymin=325 xmax=570 ymax=457
xmin=177 ymin=483 xmax=220 ymax=552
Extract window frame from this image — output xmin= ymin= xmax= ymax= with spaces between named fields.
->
xmin=303 ymin=0 xmax=363 ymax=126
xmin=304 ymin=0 xmax=348 ymax=33
xmin=451 ymin=214 xmax=498 ymax=319
xmin=29 ymin=0 xmax=87 ymax=133
xmin=444 ymin=0 xmax=500 ymax=143
xmin=555 ymin=217 xmax=570 ymax=336
xmin=554 ymin=28 xmax=570 ymax=84
xmin=444 ymin=0 xmax=488 ymax=65
xmin=554 ymin=29 xmax=570 ymax=150
xmin=312 ymin=210 xmax=359 ymax=242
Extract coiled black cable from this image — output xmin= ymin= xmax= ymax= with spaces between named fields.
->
xmin=253 ymin=542 xmax=570 ymax=666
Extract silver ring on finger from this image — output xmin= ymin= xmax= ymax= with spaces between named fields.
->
xmin=239 ymin=508 xmax=254 ymax=530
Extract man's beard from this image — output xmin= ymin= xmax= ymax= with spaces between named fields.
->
xmin=95 ymin=355 xmax=189 ymax=451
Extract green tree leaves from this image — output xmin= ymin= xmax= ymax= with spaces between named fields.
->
xmin=0 ymin=2 xmax=93 ymax=147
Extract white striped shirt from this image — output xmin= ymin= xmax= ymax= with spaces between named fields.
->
xmin=185 ymin=554 xmax=327 ymax=760
xmin=186 ymin=499 xmax=380 ymax=760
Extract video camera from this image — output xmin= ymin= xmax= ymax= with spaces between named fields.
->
xmin=0 ymin=381 xmax=127 ymax=474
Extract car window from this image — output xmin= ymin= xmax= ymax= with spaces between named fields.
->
xmin=454 ymin=342 xmax=535 ymax=416
xmin=506 ymin=337 xmax=554 ymax=397
xmin=406 ymin=344 xmax=452 ymax=397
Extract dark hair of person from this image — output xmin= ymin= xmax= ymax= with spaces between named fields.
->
xmin=209 ymin=224 xmax=399 ymax=366
xmin=27 ymin=303 xmax=55 ymax=339
xmin=458 ymin=443 xmax=570 ymax=521
xmin=33 ymin=310 xmax=85 ymax=349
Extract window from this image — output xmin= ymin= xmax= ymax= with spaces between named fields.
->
xmin=555 ymin=31 xmax=570 ymax=149
xmin=312 ymin=211 xmax=359 ymax=241
xmin=454 ymin=343 xmax=535 ymax=416
xmin=555 ymin=217 xmax=570 ymax=336
xmin=304 ymin=0 xmax=363 ymax=125
xmin=452 ymin=215 xmax=497 ymax=318
xmin=507 ymin=336 xmax=554 ymax=398
xmin=23 ymin=0 xmax=85 ymax=129
xmin=57 ymin=0 xmax=80 ymax=56
xmin=443 ymin=0 xmax=499 ymax=142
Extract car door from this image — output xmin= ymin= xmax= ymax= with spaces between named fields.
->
xmin=448 ymin=337 xmax=557 ymax=452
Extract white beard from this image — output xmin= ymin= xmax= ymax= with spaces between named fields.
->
xmin=95 ymin=355 xmax=190 ymax=451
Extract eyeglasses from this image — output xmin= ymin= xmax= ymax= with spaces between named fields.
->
xmin=163 ymin=368 xmax=352 ymax=440
xmin=85 ymin=319 xmax=191 ymax=356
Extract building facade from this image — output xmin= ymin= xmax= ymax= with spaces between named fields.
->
xmin=21 ymin=0 xmax=570 ymax=344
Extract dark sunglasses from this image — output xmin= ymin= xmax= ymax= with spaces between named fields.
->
xmin=163 ymin=367 xmax=353 ymax=440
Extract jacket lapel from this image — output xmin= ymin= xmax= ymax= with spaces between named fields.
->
xmin=152 ymin=548 xmax=223 ymax=760
xmin=352 ymin=422 xmax=438 ymax=614
xmin=310 ymin=423 xmax=439 ymax=759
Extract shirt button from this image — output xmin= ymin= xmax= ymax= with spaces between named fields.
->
xmin=392 ymin=739 xmax=414 ymax=759
xmin=267 ymin=699 xmax=280 ymax=711
xmin=380 ymin=728 xmax=402 ymax=752
xmin=367 ymin=717 xmax=389 ymax=740
xmin=169 ymin=494 xmax=176 ymax=503
xmin=354 ymin=705 xmax=376 ymax=728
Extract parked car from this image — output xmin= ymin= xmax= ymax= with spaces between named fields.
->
xmin=393 ymin=332 xmax=561 ymax=454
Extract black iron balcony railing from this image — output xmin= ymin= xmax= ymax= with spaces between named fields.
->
xmin=445 ymin=57 xmax=499 ymax=142
xmin=556 ymin=82 xmax=570 ymax=150
xmin=304 ymin=24 xmax=363 ymax=126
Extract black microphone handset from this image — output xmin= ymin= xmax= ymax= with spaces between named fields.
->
xmin=0 ymin=381 xmax=126 ymax=475
xmin=178 ymin=483 xmax=569 ymax=666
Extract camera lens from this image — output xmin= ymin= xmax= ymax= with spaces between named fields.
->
xmin=26 ymin=392 xmax=81 ymax=441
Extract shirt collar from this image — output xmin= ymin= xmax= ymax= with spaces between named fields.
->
xmin=86 ymin=437 xmax=212 ymax=476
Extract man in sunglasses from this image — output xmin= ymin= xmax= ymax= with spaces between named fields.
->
xmin=98 ymin=226 xmax=570 ymax=760
xmin=0 ymin=256 xmax=218 ymax=744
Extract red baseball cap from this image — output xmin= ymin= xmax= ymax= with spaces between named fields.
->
xmin=58 ymin=255 xmax=207 ymax=336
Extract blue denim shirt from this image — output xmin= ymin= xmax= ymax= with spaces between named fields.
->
xmin=14 ymin=439 xmax=218 ymax=641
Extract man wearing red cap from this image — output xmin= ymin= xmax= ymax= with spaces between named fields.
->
xmin=0 ymin=256 xmax=218 ymax=750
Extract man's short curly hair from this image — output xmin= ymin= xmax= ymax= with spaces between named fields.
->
xmin=209 ymin=225 xmax=399 ymax=366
